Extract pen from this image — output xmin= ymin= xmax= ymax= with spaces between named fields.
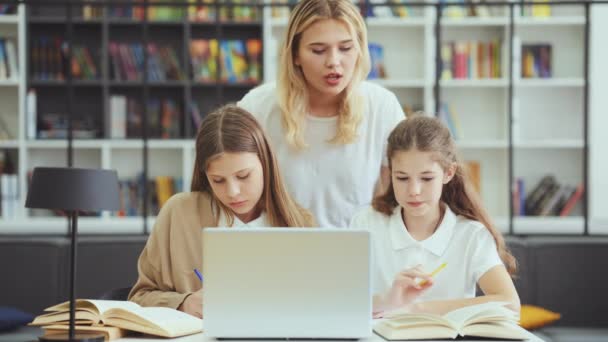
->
xmin=194 ymin=268 xmax=203 ymax=282
xmin=418 ymin=262 xmax=447 ymax=286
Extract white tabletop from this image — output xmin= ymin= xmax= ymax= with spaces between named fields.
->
xmin=115 ymin=331 xmax=545 ymax=342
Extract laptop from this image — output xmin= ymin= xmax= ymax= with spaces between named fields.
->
xmin=202 ymin=227 xmax=372 ymax=339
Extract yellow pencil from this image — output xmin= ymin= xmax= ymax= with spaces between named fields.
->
xmin=418 ymin=262 xmax=447 ymax=286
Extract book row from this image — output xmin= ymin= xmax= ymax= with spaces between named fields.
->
xmin=77 ymin=0 xmax=262 ymax=22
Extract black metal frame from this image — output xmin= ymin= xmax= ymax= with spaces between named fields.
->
xmin=10 ymin=0 xmax=607 ymax=236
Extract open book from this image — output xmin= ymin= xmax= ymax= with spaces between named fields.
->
xmin=374 ymin=302 xmax=528 ymax=340
xmin=30 ymin=299 xmax=202 ymax=338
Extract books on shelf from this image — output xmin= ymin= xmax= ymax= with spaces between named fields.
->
xmin=271 ymin=0 xmax=297 ymax=19
xmin=190 ymin=38 xmax=262 ymax=84
xmin=109 ymin=42 xmax=184 ymax=82
xmin=521 ymin=0 xmax=551 ymax=17
xmin=465 ymin=160 xmax=481 ymax=195
xmin=374 ymin=301 xmax=527 ymax=341
xmin=31 ymin=36 xmax=100 ymax=81
xmin=521 ymin=44 xmax=552 ymax=79
xmin=368 ymin=43 xmax=386 ymax=79
xmin=438 ymin=102 xmax=461 ymax=139
xmin=367 ymin=0 xmax=410 ymax=18
xmin=109 ymin=95 xmax=181 ymax=139
xmin=37 ymin=113 xmax=99 ymax=139
xmin=30 ymin=299 xmax=202 ymax=339
xmin=515 ymin=175 xmax=584 ymax=217
xmin=0 ymin=4 xmax=16 ymax=15
xmin=441 ymin=40 xmax=502 ymax=80
xmin=0 ymin=38 xmax=18 ymax=81
xmin=104 ymin=0 xmax=260 ymax=22
xmin=116 ymin=173 xmax=182 ymax=217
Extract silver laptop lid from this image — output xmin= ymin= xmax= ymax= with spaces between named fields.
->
xmin=202 ymin=227 xmax=372 ymax=339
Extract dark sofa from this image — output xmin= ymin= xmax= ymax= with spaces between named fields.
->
xmin=1 ymin=234 xmax=607 ymax=342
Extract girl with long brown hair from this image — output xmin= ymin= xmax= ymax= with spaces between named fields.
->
xmin=350 ymin=115 xmax=519 ymax=316
xmin=129 ymin=105 xmax=315 ymax=318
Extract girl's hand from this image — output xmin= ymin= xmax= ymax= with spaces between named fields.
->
xmin=382 ymin=265 xmax=434 ymax=313
xmin=179 ymin=289 xmax=203 ymax=318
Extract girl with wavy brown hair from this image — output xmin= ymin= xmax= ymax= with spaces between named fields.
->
xmin=351 ymin=115 xmax=519 ymax=317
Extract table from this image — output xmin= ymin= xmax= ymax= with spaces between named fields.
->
xmin=115 ymin=331 xmax=545 ymax=342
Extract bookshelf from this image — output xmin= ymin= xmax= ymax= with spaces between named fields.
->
xmin=0 ymin=2 xmax=263 ymax=233
xmin=0 ymin=1 xmax=607 ymax=235
xmin=261 ymin=1 xmax=602 ymax=235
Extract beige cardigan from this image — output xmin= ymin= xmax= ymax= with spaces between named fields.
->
xmin=128 ymin=191 xmax=215 ymax=309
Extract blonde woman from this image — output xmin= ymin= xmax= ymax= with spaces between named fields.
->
xmin=239 ymin=0 xmax=404 ymax=228
xmin=128 ymin=105 xmax=315 ymax=318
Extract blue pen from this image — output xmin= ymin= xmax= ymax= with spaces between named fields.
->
xmin=194 ymin=268 xmax=203 ymax=282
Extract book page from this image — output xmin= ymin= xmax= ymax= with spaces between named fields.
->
xmin=382 ymin=309 xmax=455 ymax=330
xmin=104 ymin=307 xmax=202 ymax=338
xmin=443 ymin=301 xmax=514 ymax=328
xmin=30 ymin=310 xmax=99 ymax=325
xmin=45 ymin=299 xmax=140 ymax=316
xmin=461 ymin=321 xmax=528 ymax=340
xmin=374 ymin=321 xmax=458 ymax=340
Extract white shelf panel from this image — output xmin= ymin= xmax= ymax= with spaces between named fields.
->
xmin=270 ymin=17 xmax=428 ymax=28
xmin=0 ymin=15 xmax=18 ymax=24
xmin=0 ymin=79 xmax=18 ymax=86
xmin=0 ymin=217 xmax=156 ymax=234
xmin=516 ymin=78 xmax=584 ymax=87
xmin=516 ymin=16 xmax=586 ymax=26
xmin=370 ymin=78 xmax=426 ymax=88
xmin=442 ymin=17 xmax=508 ymax=27
xmin=456 ymin=140 xmax=508 ymax=149
xmin=0 ymin=140 xmax=18 ymax=148
xmin=514 ymin=140 xmax=584 ymax=149
xmin=26 ymin=139 xmax=105 ymax=149
xmin=108 ymin=139 xmax=194 ymax=149
xmin=366 ymin=17 xmax=427 ymax=27
xmin=25 ymin=139 xmax=194 ymax=149
xmin=513 ymin=216 xmax=584 ymax=234
xmin=441 ymin=79 xmax=508 ymax=87
xmin=590 ymin=217 xmax=608 ymax=235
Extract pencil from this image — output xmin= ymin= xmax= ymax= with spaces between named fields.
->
xmin=418 ymin=262 xmax=447 ymax=286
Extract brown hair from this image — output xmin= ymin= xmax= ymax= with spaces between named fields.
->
xmin=372 ymin=115 xmax=516 ymax=275
xmin=191 ymin=104 xmax=315 ymax=227
xmin=277 ymin=0 xmax=370 ymax=148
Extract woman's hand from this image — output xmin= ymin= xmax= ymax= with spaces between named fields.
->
xmin=179 ymin=289 xmax=203 ymax=318
xmin=375 ymin=265 xmax=434 ymax=315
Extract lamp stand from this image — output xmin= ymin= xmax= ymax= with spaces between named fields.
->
xmin=38 ymin=211 xmax=104 ymax=342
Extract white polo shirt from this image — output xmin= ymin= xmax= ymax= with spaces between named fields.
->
xmin=350 ymin=205 xmax=503 ymax=301
xmin=238 ymin=81 xmax=404 ymax=228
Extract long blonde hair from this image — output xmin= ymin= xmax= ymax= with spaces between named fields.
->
xmin=191 ymin=104 xmax=315 ymax=227
xmin=278 ymin=0 xmax=371 ymax=149
xmin=372 ymin=115 xmax=517 ymax=275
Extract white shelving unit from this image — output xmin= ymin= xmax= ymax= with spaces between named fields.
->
xmin=1 ymin=2 xmax=607 ymax=235
xmin=261 ymin=3 xmax=597 ymax=234
xmin=0 ymin=7 xmax=24 ymax=225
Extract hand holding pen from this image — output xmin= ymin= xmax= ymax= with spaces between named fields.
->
xmin=177 ymin=269 xmax=204 ymax=318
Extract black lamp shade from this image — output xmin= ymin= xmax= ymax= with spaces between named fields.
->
xmin=26 ymin=167 xmax=120 ymax=212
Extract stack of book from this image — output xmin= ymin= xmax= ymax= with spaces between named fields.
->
xmin=513 ymin=175 xmax=584 ymax=216
xmin=30 ymin=299 xmax=202 ymax=341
